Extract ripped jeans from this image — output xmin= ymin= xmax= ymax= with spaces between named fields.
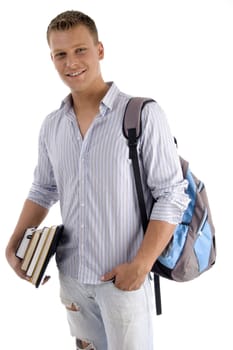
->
xmin=59 ymin=272 xmax=154 ymax=350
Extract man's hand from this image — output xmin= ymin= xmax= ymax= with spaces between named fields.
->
xmin=6 ymin=248 xmax=51 ymax=285
xmin=102 ymin=220 xmax=176 ymax=292
xmin=5 ymin=248 xmax=30 ymax=281
xmin=101 ymin=261 xmax=149 ymax=291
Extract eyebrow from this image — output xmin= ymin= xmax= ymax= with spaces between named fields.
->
xmin=52 ymin=43 xmax=87 ymax=54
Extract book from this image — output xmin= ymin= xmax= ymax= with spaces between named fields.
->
xmin=16 ymin=224 xmax=64 ymax=287
xmin=15 ymin=227 xmax=37 ymax=259
xmin=26 ymin=227 xmax=51 ymax=277
xmin=21 ymin=229 xmax=43 ymax=271
xmin=30 ymin=225 xmax=63 ymax=287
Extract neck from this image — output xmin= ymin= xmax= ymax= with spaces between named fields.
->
xmin=72 ymin=81 xmax=109 ymax=113
xmin=71 ymin=80 xmax=110 ymax=138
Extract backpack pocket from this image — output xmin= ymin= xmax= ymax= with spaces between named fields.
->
xmin=158 ymin=224 xmax=189 ymax=269
xmin=194 ymin=207 xmax=213 ymax=272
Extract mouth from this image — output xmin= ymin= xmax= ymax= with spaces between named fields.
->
xmin=65 ymin=69 xmax=86 ymax=77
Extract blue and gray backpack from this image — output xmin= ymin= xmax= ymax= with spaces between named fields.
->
xmin=123 ymin=97 xmax=216 ymax=315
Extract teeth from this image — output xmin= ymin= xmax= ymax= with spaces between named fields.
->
xmin=68 ymin=70 xmax=84 ymax=77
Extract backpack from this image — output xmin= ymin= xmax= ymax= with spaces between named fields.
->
xmin=123 ymin=97 xmax=216 ymax=315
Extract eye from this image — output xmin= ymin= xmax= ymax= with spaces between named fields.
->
xmin=75 ymin=48 xmax=87 ymax=55
xmin=54 ymin=52 xmax=66 ymax=60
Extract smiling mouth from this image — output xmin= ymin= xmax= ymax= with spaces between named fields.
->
xmin=66 ymin=69 xmax=86 ymax=77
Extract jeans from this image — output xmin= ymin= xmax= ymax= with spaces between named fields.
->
xmin=59 ymin=272 xmax=154 ymax=350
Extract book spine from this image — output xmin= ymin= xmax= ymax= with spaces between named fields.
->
xmin=26 ymin=228 xmax=50 ymax=277
xmin=31 ymin=226 xmax=57 ymax=286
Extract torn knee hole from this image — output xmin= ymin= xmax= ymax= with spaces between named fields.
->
xmin=76 ymin=338 xmax=95 ymax=350
xmin=65 ymin=302 xmax=80 ymax=311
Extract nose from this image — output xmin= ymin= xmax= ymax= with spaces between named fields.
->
xmin=66 ymin=61 xmax=78 ymax=68
xmin=65 ymin=55 xmax=79 ymax=68
xmin=66 ymin=61 xmax=78 ymax=69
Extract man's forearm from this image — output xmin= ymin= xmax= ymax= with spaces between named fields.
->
xmin=132 ymin=219 xmax=176 ymax=273
xmin=101 ymin=220 xmax=176 ymax=291
xmin=6 ymin=199 xmax=49 ymax=254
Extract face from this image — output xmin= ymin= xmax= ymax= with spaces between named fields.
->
xmin=49 ymin=25 xmax=104 ymax=94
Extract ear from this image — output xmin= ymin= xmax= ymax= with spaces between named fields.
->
xmin=98 ymin=42 xmax=104 ymax=60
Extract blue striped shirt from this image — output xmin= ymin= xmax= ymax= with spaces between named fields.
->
xmin=28 ymin=82 xmax=189 ymax=284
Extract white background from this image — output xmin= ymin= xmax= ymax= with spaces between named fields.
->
xmin=0 ymin=0 xmax=232 ymax=349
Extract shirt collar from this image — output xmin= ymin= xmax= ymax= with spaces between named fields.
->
xmin=101 ymin=82 xmax=120 ymax=111
xmin=60 ymin=94 xmax=73 ymax=112
xmin=60 ymin=81 xmax=120 ymax=116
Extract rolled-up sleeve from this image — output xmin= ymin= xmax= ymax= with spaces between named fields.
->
xmin=27 ymin=121 xmax=59 ymax=209
xmin=140 ymin=102 xmax=190 ymax=224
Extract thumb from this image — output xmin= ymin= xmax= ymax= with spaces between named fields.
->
xmin=101 ymin=270 xmax=116 ymax=282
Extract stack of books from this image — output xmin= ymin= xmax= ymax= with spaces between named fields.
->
xmin=15 ymin=225 xmax=64 ymax=287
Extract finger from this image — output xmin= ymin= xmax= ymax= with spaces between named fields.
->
xmin=16 ymin=270 xmax=30 ymax=282
xmin=101 ymin=271 xmax=116 ymax=282
xmin=17 ymin=268 xmax=30 ymax=281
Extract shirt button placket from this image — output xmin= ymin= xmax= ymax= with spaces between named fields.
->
xmin=79 ymin=154 xmax=86 ymax=274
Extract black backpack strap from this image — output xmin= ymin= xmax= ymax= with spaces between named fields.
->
xmin=123 ymin=97 xmax=162 ymax=315
xmin=127 ymin=128 xmax=148 ymax=233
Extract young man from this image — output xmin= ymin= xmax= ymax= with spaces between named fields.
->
xmin=6 ymin=10 xmax=190 ymax=350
